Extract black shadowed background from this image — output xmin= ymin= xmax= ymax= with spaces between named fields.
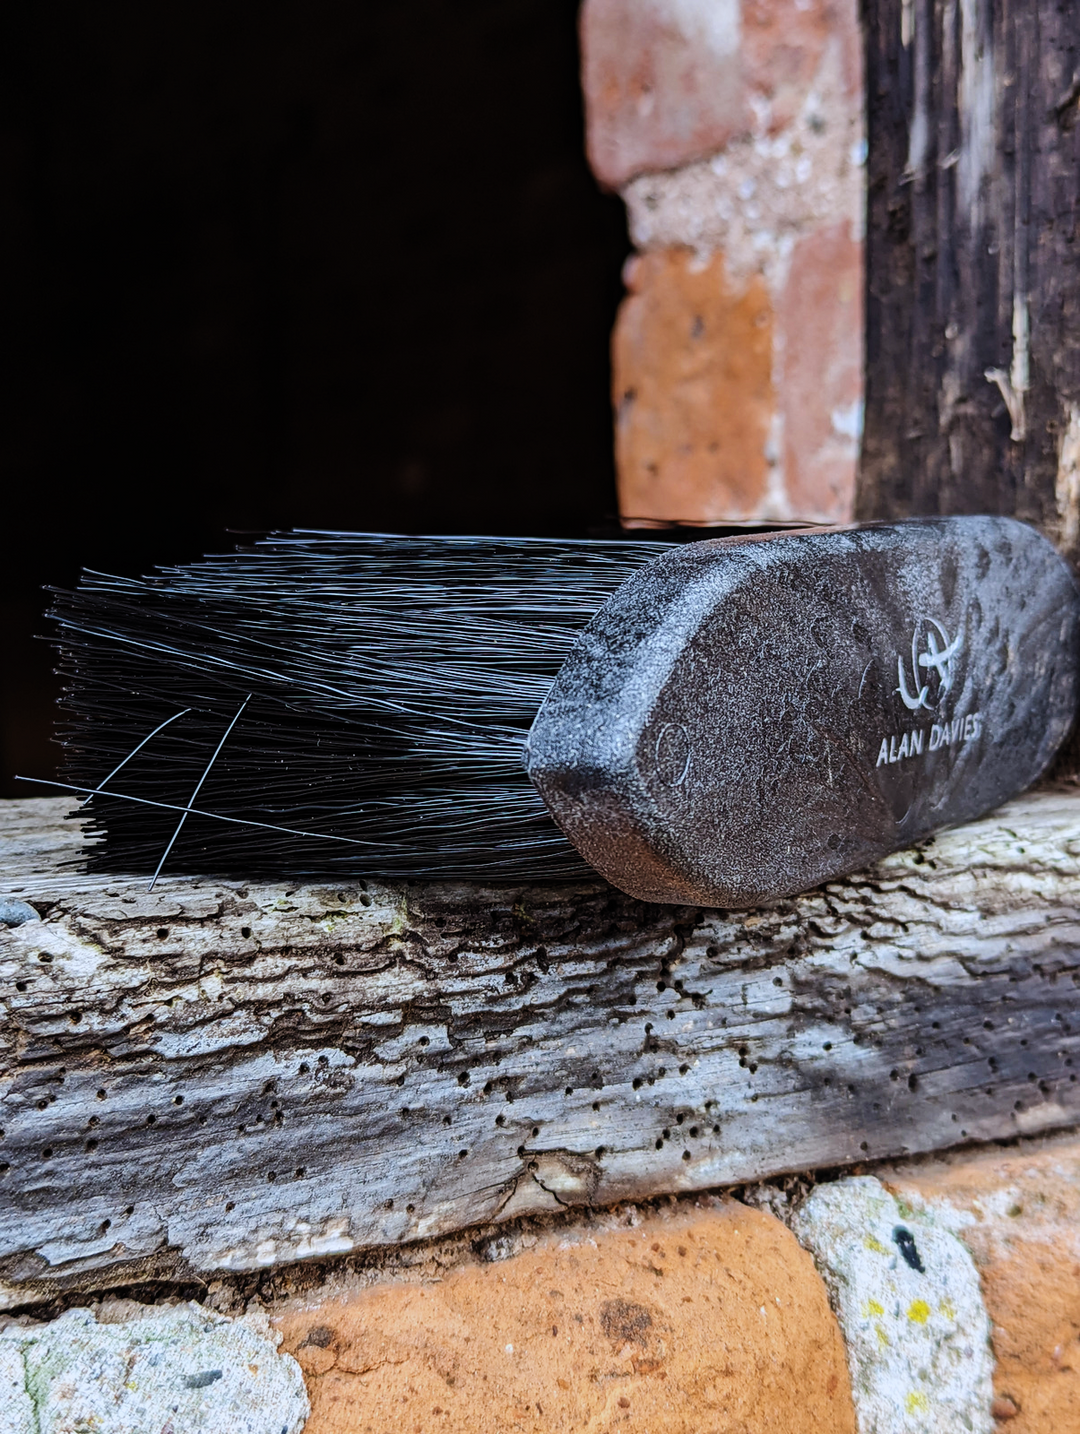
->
xmin=0 ymin=0 xmax=630 ymax=794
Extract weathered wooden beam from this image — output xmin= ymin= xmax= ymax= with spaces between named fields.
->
xmin=859 ymin=0 xmax=1080 ymax=558
xmin=2 ymin=791 xmax=1080 ymax=1307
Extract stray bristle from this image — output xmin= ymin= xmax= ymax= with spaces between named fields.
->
xmin=51 ymin=532 xmax=670 ymax=881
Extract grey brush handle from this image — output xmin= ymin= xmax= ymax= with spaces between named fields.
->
xmin=526 ymin=516 xmax=1080 ymax=906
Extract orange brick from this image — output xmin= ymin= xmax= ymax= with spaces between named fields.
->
xmin=612 ymin=248 xmax=774 ymax=525
xmin=274 ymin=1199 xmax=856 ymax=1434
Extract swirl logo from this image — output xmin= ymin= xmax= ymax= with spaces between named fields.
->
xmin=896 ymin=618 xmax=961 ymax=712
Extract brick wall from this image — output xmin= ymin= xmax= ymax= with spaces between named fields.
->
xmin=11 ymin=1135 xmax=1075 ymax=1432
xmin=274 ymin=1143 xmax=1080 ymax=1433
xmin=580 ymin=0 xmax=864 ymax=526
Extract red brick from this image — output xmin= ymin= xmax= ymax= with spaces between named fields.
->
xmin=742 ymin=0 xmax=861 ymax=133
xmin=580 ymin=0 xmax=745 ymax=189
xmin=777 ymin=221 xmax=862 ymax=522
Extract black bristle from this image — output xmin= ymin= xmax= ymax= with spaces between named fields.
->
xmin=51 ymin=532 xmax=670 ymax=881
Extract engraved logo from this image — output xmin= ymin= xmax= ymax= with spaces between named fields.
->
xmin=896 ymin=618 xmax=961 ymax=712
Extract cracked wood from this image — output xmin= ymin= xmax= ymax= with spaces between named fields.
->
xmin=1 ymin=791 xmax=1080 ymax=1305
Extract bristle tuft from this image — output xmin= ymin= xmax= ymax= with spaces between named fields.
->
xmin=51 ymin=533 xmax=669 ymax=881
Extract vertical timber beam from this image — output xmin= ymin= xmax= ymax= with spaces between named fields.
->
xmin=859 ymin=0 xmax=1080 ymax=560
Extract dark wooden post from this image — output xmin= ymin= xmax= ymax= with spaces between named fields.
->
xmin=859 ymin=0 xmax=1080 ymax=561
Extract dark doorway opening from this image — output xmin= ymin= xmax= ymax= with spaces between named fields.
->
xmin=1 ymin=0 xmax=629 ymax=793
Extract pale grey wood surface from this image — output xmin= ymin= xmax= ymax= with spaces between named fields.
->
xmin=2 ymin=792 xmax=1079 ymax=1306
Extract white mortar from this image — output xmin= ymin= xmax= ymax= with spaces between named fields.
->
xmin=0 ymin=1302 xmax=309 ymax=1434
xmin=792 ymin=1175 xmax=994 ymax=1434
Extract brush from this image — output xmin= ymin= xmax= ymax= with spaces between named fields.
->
xmin=28 ymin=516 xmax=1080 ymax=905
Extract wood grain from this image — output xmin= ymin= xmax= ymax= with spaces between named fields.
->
xmin=859 ymin=0 xmax=1080 ymax=558
xmin=2 ymin=793 xmax=1080 ymax=1306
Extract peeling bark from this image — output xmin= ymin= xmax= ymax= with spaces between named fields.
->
xmin=2 ymin=793 xmax=1079 ymax=1305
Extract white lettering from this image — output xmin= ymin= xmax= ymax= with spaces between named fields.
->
xmin=879 ymin=713 xmax=986 ymax=769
